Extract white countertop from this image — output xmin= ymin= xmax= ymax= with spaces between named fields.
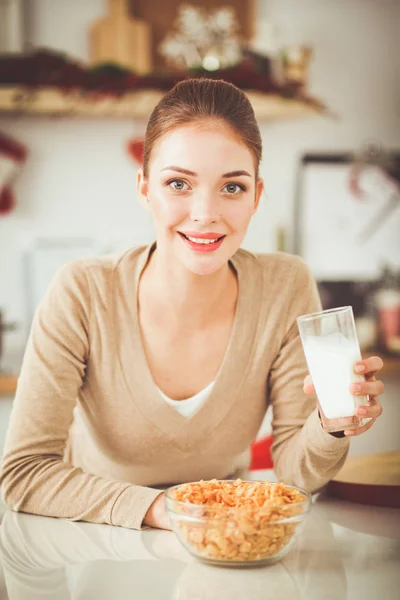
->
xmin=0 ymin=471 xmax=398 ymax=600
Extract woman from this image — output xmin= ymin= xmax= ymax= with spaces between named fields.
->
xmin=0 ymin=79 xmax=384 ymax=531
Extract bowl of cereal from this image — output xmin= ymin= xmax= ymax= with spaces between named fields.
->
xmin=164 ymin=479 xmax=311 ymax=568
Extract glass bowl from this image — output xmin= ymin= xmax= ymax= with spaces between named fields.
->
xmin=164 ymin=480 xmax=311 ymax=568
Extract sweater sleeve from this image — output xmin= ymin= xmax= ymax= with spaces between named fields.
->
xmin=268 ymin=258 xmax=350 ymax=493
xmin=0 ymin=262 xmax=163 ymax=530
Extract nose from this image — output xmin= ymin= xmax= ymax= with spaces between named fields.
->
xmin=190 ymin=192 xmax=221 ymax=224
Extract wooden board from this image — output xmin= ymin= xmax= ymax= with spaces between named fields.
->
xmin=88 ymin=0 xmax=151 ymax=74
xmin=0 ymin=374 xmax=18 ymax=397
xmin=130 ymin=0 xmax=256 ymax=70
xmin=327 ymin=452 xmax=400 ymax=508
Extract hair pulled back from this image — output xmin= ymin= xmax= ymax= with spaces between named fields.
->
xmin=143 ymin=78 xmax=262 ymax=178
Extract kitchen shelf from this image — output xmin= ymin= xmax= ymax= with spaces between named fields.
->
xmin=0 ymin=86 xmax=322 ymax=121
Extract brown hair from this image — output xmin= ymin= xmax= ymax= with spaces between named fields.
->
xmin=143 ymin=78 xmax=262 ymax=178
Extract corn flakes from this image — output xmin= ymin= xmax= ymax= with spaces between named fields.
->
xmin=169 ymin=479 xmax=308 ymax=563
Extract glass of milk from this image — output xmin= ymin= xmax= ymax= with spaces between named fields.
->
xmin=297 ymin=306 xmax=370 ymax=433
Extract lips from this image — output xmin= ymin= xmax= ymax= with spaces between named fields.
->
xmin=179 ymin=231 xmax=226 ymax=240
xmin=178 ymin=231 xmax=226 ymax=253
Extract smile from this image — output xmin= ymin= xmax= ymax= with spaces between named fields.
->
xmin=178 ymin=232 xmax=226 ymax=252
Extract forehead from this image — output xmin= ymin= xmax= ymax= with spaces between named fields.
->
xmin=149 ymin=122 xmax=255 ymax=175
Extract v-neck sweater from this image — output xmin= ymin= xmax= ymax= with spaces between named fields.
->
xmin=0 ymin=244 xmax=349 ymax=531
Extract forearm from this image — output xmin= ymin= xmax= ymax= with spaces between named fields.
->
xmin=0 ymin=452 xmax=162 ymax=530
xmin=272 ymin=409 xmax=349 ymax=493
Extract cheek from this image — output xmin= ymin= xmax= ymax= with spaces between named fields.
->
xmin=150 ymin=187 xmax=186 ymax=225
xmin=225 ymin=201 xmax=255 ymax=230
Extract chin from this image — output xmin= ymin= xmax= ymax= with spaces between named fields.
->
xmin=171 ymin=234 xmax=242 ymax=276
xmin=180 ymin=254 xmax=229 ymax=276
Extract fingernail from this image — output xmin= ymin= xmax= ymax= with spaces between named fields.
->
xmin=351 ymin=384 xmax=361 ymax=392
xmin=357 ymin=408 xmax=367 ymax=415
xmin=354 ymin=364 xmax=364 ymax=373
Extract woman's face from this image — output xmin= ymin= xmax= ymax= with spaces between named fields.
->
xmin=137 ymin=122 xmax=263 ymax=276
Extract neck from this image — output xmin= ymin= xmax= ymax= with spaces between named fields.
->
xmin=141 ymin=246 xmax=236 ymax=328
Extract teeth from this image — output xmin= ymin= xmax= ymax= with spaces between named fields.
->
xmin=186 ymin=235 xmax=220 ymax=244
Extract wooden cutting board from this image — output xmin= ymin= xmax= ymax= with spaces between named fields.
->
xmin=88 ymin=0 xmax=151 ymax=74
xmin=0 ymin=373 xmax=17 ymax=397
xmin=327 ymin=451 xmax=400 ymax=508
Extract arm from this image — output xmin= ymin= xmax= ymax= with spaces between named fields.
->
xmin=268 ymin=259 xmax=349 ymax=493
xmin=0 ymin=262 xmax=163 ymax=530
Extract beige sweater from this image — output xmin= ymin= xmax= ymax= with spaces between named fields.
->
xmin=0 ymin=244 xmax=349 ymax=530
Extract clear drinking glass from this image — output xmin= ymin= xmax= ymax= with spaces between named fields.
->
xmin=297 ymin=306 xmax=370 ymax=433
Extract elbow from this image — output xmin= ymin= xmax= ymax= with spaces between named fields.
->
xmin=1 ymin=478 xmax=21 ymax=512
xmin=271 ymin=457 xmax=295 ymax=487
xmin=273 ymin=450 xmax=349 ymax=496
xmin=1 ymin=453 xmax=66 ymax=517
xmin=0 ymin=462 xmax=26 ymax=511
xmin=1 ymin=492 xmax=20 ymax=513
xmin=0 ymin=455 xmax=44 ymax=513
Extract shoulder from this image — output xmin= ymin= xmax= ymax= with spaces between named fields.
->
xmin=35 ymin=245 xmax=150 ymax=323
xmin=233 ymin=249 xmax=318 ymax=315
xmin=233 ymin=250 xmax=321 ymax=328
xmin=234 ymin=248 xmax=313 ymax=285
xmin=54 ymin=245 xmax=148 ymax=287
xmin=46 ymin=245 xmax=150 ymax=309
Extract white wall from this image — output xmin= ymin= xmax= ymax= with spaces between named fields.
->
xmin=1 ymin=0 xmax=400 ymax=365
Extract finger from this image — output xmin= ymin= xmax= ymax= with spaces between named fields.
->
xmin=344 ymin=418 xmax=376 ymax=436
xmin=355 ymin=398 xmax=383 ymax=420
xmin=350 ymin=380 xmax=385 ymax=397
xmin=354 ymin=356 xmax=384 ymax=376
xmin=303 ymin=375 xmax=315 ymax=395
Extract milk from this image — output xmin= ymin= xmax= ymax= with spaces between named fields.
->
xmin=303 ymin=332 xmax=368 ymax=419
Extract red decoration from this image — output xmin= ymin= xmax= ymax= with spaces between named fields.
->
xmin=249 ymin=434 xmax=274 ymax=470
xmin=0 ymin=131 xmax=28 ymax=216
xmin=0 ymin=186 xmax=15 ymax=216
xmin=348 ymin=166 xmax=363 ymax=199
xmin=127 ymin=137 xmax=144 ymax=166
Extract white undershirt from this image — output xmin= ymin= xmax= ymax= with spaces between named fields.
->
xmin=157 ymin=382 xmax=215 ymax=417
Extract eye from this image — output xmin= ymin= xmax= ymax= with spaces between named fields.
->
xmin=222 ymin=182 xmax=246 ymax=195
xmin=166 ymin=178 xmax=190 ymax=192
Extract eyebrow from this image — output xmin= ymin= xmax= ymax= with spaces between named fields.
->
xmin=161 ymin=166 xmax=252 ymax=178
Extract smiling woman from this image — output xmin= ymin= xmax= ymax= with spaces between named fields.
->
xmin=0 ymin=79 xmax=385 ymax=534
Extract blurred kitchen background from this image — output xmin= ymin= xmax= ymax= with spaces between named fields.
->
xmin=0 ymin=0 xmax=399 ymax=460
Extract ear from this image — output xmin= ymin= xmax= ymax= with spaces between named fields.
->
xmin=253 ymin=178 xmax=264 ymax=214
xmin=137 ymin=168 xmax=151 ymax=211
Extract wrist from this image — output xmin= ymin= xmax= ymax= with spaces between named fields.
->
xmin=318 ymin=409 xmax=346 ymax=438
xmin=143 ymin=493 xmax=170 ymax=529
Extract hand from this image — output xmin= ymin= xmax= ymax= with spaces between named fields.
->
xmin=143 ymin=494 xmax=172 ymax=530
xmin=303 ymin=355 xmax=384 ymax=437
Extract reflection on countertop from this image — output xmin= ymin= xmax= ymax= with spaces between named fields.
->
xmin=0 ymin=492 xmax=398 ymax=600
